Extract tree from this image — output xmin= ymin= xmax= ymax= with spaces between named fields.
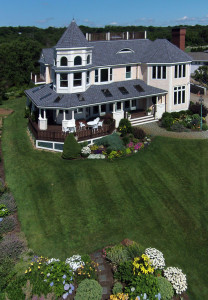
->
xmin=62 ymin=134 xmax=81 ymax=160
xmin=194 ymin=66 xmax=208 ymax=85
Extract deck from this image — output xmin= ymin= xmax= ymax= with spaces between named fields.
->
xmin=28 ymin=118 xmax=115 ymax=143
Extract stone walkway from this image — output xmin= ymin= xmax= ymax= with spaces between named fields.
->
xmin=139 ymin=121 xmax=208 ymax=139
xmin=91 ymin=250 xmax=114 ymax=300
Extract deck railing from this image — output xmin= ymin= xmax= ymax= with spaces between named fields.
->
xmin=28 ymin=119 xmax=115 ymax=142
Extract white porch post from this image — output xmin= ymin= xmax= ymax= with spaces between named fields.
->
xmin=38 ymin=108 xmax=48 ymax=130
xmin=72 ymin=110 xmax=75 ymax=120
xmin=99 ymin=105 xmax=101 ymax=115
xmin=63 ymin=110 xmax=66 ymax=121
xmin=112 ymin=102 xmax=124 ymax=128
xmin=113 ymin=103 xmax=116 ymax=113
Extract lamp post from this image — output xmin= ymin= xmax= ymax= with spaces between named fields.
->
xmin=199 ymin=95 xmax=204 ymax=130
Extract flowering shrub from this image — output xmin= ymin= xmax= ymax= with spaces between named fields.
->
xmin=163 ymin=267 xmax=187 ymax=295
xmin=90 ymin=144 xmax=99 ymax=151
xmin=81 ymin=146 xmax=91 ymax=157
xmin=65 ymin=254 xmax=85 ymax=271
xmin=133 ymin=255 xmax=154 ymax=275
xmin=46 ymin=258 xmax=60 ymax=265
xmin=0 ymin=204 xmax=9 ymax=217
xmin=76 ymin=260 xmax=99 ymax=284
xmin=145 ymin=248 xmax=165 ymax=270
xmin=125 ymin=273 xmax=159 ymax=299
xmin=110 ymin=292 xmax=129 ymax=300
xmin=25 ymin=257 xmax=74 ymax=298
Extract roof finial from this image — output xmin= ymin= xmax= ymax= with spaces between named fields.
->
xmin=72 ymin=17 xmax=75 ymax=22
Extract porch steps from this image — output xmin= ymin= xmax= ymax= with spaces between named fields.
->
xmin=130 ymin=115 xmax=158 ymax=126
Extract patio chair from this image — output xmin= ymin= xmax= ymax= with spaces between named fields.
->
xmin=92 ymin=123 xmax=98 ymax=132
xmin=98 ymin=120 xmax=103 ymax=128
xmin=62 ymin=125 xmax=70 ymax=133
xmin=79 ymin=122 xmax=86 ymax=130
xmin=94 ymin=117 xmax=100 ymax=124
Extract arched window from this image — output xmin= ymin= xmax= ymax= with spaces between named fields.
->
xmin=74 ymin=56 xmax=82 ymax=66
xmin=87 ymin=55 xmax=90 ymax=64
xmin=60 ymin=57 xmax=67 ymax=66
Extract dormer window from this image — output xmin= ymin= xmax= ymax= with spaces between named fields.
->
xmin=87 ymin=55 xmax=90 ymax=64
xmin=74 ymin=56 xmax=82 ymax=66
xmin=117 ymin=48 xmax=134 ymax=54
xmin=60 ymin=57 xmax=67 ymax=66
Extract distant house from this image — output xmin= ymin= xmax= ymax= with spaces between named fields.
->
xmin=25 ymin=21 xmax=192 ymax=151
xmin=189 ymin=51 xmax=208 ymax=74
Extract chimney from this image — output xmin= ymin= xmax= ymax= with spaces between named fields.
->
xmin=171 ymin=28 xmax=186 ymax=51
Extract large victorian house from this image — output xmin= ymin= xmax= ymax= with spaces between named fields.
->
xmin=25 ymin=21 xmax=192 ymax=151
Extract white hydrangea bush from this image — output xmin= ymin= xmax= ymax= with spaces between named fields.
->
xmin=81 ymin=146 xmax=91 ymax=155
xmin=145 ymin=248 xmax=165 ymax=269
xmin=163 ymin=267 xmax=188 ymax=294
xmin=46 ymin=258 xmax=60 ymax=265
xmin=65 ymin=254 xmax=84 ymax=271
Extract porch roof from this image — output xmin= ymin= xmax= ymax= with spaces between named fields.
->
xmin=25 ymin=80 xmax=167 ymax=109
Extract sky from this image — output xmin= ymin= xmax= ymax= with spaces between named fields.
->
xmin=1 ymin=0 xmax=208 ymax=28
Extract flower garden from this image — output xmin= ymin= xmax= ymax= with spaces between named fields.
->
xmin=160 ymin=101 xmax=208 ymax=132
xmin=63 ymin=119 xmax=151 ymax=161
xmin=0 ymin=238 xmax=188 ymax=300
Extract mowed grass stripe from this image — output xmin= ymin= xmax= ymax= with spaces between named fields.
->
xmin=2 ymin=98 xmax=208 ymax=299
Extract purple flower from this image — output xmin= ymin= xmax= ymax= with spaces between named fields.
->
xmin=63 ymin=280 xmax=65 ymax=284
xmin=62 ymin=292 xmax=69 ymax=299
xmin=50 ymin=282 xmax=54 ymax=287
xmin=64 ymin=283 xmax=70 ymax=291
xmin=62 ymin=274 xmax=67 ymax=279
xmin=69 ymin=283 xmax=74 ymax=290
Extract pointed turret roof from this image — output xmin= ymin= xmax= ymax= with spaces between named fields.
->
xmin=56 ymin=20 xmax=89 ymax=48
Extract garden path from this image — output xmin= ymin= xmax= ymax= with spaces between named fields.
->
xmin=91 ymin=250 xmax=114 ymax=300
xmin=139 ymin=122 xmax=208 ymax=139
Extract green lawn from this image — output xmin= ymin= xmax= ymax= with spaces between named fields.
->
xmin=2 ymin=97 xmax=208 ymax=299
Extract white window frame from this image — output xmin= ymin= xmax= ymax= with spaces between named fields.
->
xmin=94 ymin=68 xmax=113 ymax=84
xmin=126 ymin=66 xmax=131 ymax=79
xmin=131 ymin=99 xmax=137 ymax=110
xmin=174 ymin=86 xmax=186 ymax=105
xmin=152 ymin=66 xmax=166 ymax=79
xmin=60 ymin=73 xmax=68 ymax=88
xmin=75 ymin=108 xmax=83 ymax=114
xmin=73 ymin=72 xmax=82 ymax=87
xmin=174 ymin=64 xmax=186 ymax=78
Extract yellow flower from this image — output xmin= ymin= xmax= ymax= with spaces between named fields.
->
xmin=25 ymin=270 xmax=28 ymax=274
xmin=31 ymin=263 xmax=33 ymax=266
xmin=38 ymin=266 xmax=40 ymax=269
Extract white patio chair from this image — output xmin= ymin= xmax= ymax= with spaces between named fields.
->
xmin=98 ymin=120 xmax=103 ymax=128
xmin=62 ymin=126 xmax=70 ymax=133
xmin=94 ymin=117 xmax=100 ymax=124
xmin=92 ymin=123 xmax=98 ymax=132
xmin=79 ymin=122 xmax=86 ymax=130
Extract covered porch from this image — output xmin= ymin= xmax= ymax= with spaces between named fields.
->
xmin=34 ymin=95 xmax=165 ymax=132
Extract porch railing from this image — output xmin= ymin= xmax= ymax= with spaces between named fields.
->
xmin=28 ymin=118 xmax=115 ymax=142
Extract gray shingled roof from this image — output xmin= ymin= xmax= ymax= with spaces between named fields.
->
xmin=189 ymin=52 xmax=208 ymax=61
xmin=39 ymin=48 xmax=54 ymax=65
xmin=141 ymin=39 xmax=192 ymax=64
xmin=56 ymin=20 xmax=89 ymax=48
xmin=39 ymin=22 xmax=192 ymax=67
xmin=25 ymin=80 xmax=167 ymax=109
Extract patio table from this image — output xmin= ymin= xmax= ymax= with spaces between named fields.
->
xmin=87 ymin=121 xmax=97 ymax=127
